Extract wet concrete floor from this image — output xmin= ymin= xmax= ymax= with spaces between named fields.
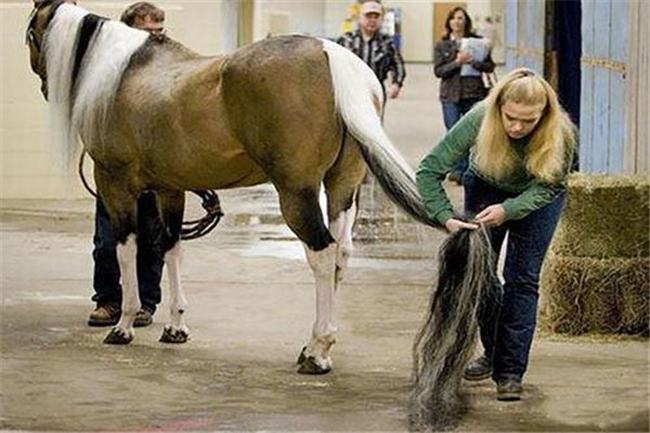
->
xmin=1 ymin=65 xmax=648 ymax=432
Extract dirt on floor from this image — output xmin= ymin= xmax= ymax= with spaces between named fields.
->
xmin=1 ymin=184 xmax=648 ymax=432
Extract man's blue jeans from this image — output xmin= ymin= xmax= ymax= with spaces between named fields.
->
xmin=442 ymin=98 xmax=482 ymax=177
xmin=91 ymin=192 xmax=164 ymax=313
xmin=463 ymin=171 xmax=565 ymax=381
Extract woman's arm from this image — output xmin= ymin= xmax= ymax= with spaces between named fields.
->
xmin=433 ymin=41 xmax=461 ymax=79
xmin=471 ymin=50 xmax=496 ymax=73
xmin=416 ymin=105 xmax=485 ymax=226
xmin=387 ymin=38 xmax=406 ymax=87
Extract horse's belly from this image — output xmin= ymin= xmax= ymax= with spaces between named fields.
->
xmin=151 ymin=152 xmax=268 ymax=191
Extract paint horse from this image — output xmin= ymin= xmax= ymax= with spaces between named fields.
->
xmin=26 ymin=0 xmax=442 ymax=374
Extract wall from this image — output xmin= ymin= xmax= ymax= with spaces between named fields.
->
xmin=254 ymin=0 xmax=326 ymax=39
xmin=0 ymin=0 xmax=223 ymax=199
xmin=504 ymin=0 xmax=545 ymax=72
xmin=384 ymin=0 xmax=433 ymax=62
xmin=624 ymin=0 xmax=649 ymax=173
xmin=580 ymin=0 xmax=644 ymax=174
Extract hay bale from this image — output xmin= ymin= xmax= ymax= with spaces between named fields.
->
xmin=552 ymin=174 xmax=649 ymax=258
xmin=541 ymin=255 xmax=649 ymax=335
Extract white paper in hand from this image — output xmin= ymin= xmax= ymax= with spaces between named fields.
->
xmin=460 ymin=38 xmax=489 ymax=77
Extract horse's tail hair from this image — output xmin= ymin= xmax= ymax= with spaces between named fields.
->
xmin=409 ymin=227 xmax=499 ymax=431
xmin=321 ymin=39 xmax=440 ymax=230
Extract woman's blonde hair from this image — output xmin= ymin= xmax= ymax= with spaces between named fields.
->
xmin=473 ymin=68 xmax=576 ymax=183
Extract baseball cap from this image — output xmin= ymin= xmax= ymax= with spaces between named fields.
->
xmin=360 ymin=1 xmax=383 ymax=16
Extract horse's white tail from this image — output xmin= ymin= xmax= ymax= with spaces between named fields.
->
xmin=321 ymin=40 xmax=439 ymax=229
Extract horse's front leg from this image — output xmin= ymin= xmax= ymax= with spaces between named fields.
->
xmin=100 ymin=189 xmax=140 ymax=344
xmin=158 ymin=192 xmax=189 ymax=344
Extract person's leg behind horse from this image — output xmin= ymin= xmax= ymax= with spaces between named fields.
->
xmin=492 ymin=192 xmax=565 ymax=390
xmin=156 ymin=191 xmax=188 ymax=343
xmin=88 ymin=197 xmax=123 ymax=326
xmin=135 ymin=191 xmax=164 ymax=325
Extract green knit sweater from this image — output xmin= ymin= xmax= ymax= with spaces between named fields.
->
xmin=416 ymin=103 xmax=573 ymax=226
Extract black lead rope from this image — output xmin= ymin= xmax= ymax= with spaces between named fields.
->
xmin=180 ymin=190 xmax=224 ymax=240
xmin=79 ymin=151 xmax=223 ymax=241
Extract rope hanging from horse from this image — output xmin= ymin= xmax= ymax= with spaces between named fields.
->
xmin=180 ymin=190 xmax=224 ymax=240
xmin=79 ymin=151 xmax=223 ymax=240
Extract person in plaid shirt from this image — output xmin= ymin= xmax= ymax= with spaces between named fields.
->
xmin=337 ymin=1 xmax=406 ymax=101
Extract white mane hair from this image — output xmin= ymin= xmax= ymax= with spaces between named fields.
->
xmin=44 ymin=3 xmax=149 ymax=167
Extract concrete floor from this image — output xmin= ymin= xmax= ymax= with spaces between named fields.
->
xmin=1 ymin=64 xmax=648 ymax=432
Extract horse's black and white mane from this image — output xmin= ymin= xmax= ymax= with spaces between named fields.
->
xmin=44 ymin=3 xmax=149 ymax=162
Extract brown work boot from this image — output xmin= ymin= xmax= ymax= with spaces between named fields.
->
xmin=134 ymin=308 xmax=154 ymax=328
xmin=88 ymin=303 xmax=120 ymax=327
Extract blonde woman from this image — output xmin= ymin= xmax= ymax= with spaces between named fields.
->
xmin=416 ymin=68 xmax=576 ymax=401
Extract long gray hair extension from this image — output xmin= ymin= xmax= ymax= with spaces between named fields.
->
xmin=410 ymin=226 xmax=500 ymax=431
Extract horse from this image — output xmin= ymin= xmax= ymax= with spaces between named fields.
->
xmin=26 ymin=0 xmax=444 ymax=375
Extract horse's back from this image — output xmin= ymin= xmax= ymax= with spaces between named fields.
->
xmin=221 ymin=36 xmax=342 ymax=186
xmin=107 ymin=39 xmax=267 ymax=190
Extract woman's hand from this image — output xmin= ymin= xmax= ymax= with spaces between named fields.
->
xmin=474 ymin=204 xmax=506 ymax=227
xmin=445 ymin=218 xmax=479 ymax=233
xmin=455 ymin=51 xmax=474 ymax=64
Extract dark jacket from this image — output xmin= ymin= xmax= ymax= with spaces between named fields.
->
xmin=337 ymin=30 xmax=406 ymax=88
xmin=433 ymin=36 xmax=495 ymax=103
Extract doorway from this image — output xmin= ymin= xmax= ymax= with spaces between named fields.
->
xmin=433 ymin=2 xmax=466 ymax=43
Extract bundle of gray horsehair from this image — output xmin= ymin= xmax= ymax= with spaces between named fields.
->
xmin=410 ymin=226 xmax=500 ymax=431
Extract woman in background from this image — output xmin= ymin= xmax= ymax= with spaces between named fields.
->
xmin=434 ymin=6 xmax=495 ymax=184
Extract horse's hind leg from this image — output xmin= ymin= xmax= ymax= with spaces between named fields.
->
xmin=157 ymin=191 xmax=190 ymax=344
xmin=277 ymin=185 xmax=338 ymax=374
xmin=324 ymin=134 xmax=366 ymax=290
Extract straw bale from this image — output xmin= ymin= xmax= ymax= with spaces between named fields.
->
xmin=552 ymin=173 xmax=649 ymax=258
xmin=541 ymin=255 xmax=649 ymax=335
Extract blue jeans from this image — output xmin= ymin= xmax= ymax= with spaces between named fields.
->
xmin=92 ymin=192 xmax=164 ymax=313
xmin=463 ymin=171 xmax=565 ymax=381
xmin=442 ymin=98 xmax=482 ymax=177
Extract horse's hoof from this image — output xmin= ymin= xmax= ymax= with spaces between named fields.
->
xmin=296 ymin=346 xmax=307 ymax=365
xmin=297 ymin=355 xmax=331 ymax=375
xmin=103 ymin=327 xmax=133 ymax=345
xmin=159 ymin=326 xmax=189 ymax=344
